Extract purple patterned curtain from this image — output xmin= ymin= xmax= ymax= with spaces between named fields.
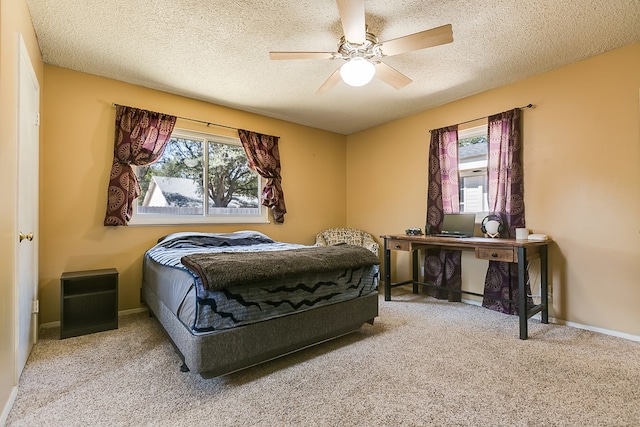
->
xmin=238 ymin=129 xmax=287 ymax=223
xmin=104 ymin=105 xmax=176 ymax=226
xmin=424 ymin=125 xmax=462 ymax=301
xmin=481 ymin=108 xmax=531 ymax=314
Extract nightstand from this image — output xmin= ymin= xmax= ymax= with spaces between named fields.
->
xmin=60 ymin=268 xmax=118 ymax=339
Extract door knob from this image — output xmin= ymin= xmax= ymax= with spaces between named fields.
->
xmin=19 ymin=231 xmax=34 ymax=242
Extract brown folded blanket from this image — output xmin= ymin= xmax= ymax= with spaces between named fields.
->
xmin=181 ymin=244 xmax=379 ymax=290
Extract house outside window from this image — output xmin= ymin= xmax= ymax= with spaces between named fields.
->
xmin=130 ymin=129 xmax=266 ymax=225
xmin=459 ymin=124 xmax=488 ymax=215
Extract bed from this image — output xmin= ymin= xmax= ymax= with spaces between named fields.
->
xmin=142 ymin=230 xmax=379 ymax=378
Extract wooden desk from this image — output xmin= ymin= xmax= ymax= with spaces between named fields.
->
xmin=380 ymin=234 xmax=551 ymax=340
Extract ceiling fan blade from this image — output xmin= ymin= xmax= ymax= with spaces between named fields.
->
xmin=336 ymin=0 xmax=365 ymax=44
xmin=269 ymin=51 xmax=335 ymax=60
xmin=375 ymin=62 xmax=412 ymax=90
xmin=380 ymin=24 xmax=453 ymax=57
xmin=316 ymin=68 xmax=342 ymax=94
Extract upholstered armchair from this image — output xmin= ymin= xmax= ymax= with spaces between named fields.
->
xmin=314 ymin=228 xmax=380 ymax=257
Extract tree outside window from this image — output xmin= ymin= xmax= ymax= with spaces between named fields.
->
xmin=133 ymin=130 xmax=263 ymax=224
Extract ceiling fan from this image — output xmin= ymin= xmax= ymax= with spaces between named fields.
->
xmin=269 ymin=0 xmax=453 ymax=93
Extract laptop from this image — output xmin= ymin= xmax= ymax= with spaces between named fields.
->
xmin=432 ymin=213 xmax=476 ymax=238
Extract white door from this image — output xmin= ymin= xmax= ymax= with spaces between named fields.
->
xmin=16 ymin=34 xmax=40 ymax=378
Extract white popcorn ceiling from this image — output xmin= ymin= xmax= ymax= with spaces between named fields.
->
xmin=26 ymin=0 xmax=640 ymax=135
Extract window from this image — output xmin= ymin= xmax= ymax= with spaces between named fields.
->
xmin=458 ymin=124 xmax=488 ymax=214
xmin=130 ymin=129 xmax=266 ymax=225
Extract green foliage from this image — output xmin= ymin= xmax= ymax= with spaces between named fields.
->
xmin=459 ymin=135 xmax=487 ymax=147
xmin=207 ymin=142 xmax=258 ymax=207
xmin=137 ymin=137 xmax=258 ymax=208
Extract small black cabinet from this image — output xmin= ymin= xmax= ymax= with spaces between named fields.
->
xmin=60 ymin=268 xmax=118 ymax=339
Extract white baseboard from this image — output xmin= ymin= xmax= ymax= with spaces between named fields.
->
xmin=0 ymin=386 xmax=18 ymax=427
xmin=39 ymin=306 xmax=149 ymax=330
xmin=461 ymin=298 xmax=640 ymax=342
xmin=118 ymin=306 xmax=149 ymax=316
xmin=460 ymin=298 xmax=483 ymax=307
xmin=551 ymin=318 xmax=640 ymax=342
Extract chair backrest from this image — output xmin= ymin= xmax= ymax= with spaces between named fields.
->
xmin=315 ymin=228 xmax=379 ymax=257
xmin=318 ymin=228 xmax=364 ymax=246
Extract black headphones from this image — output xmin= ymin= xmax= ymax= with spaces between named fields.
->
xmin=480 ymin=214 xmax=505 ymax=235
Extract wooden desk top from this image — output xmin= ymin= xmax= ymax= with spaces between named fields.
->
xmin=380 ymin=234 xmax=552 ymax=249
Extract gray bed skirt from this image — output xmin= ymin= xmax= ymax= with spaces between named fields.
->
xmin=142 ymin=283 xmax=379 ymax=378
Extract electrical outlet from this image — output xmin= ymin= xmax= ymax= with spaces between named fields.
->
xmin=32 ymin=299 xmax=39 ymax=314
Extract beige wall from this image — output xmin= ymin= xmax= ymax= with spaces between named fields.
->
xmin=0 ymin=0 xmax=44 ymax=419
xmin=38 ymin=66 xmax=348 ymax=324
xmin=347 ymin=42 xmax=640 ymax=337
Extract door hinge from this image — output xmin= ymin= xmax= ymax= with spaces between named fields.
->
xmin=35 ymin=113 xmax=40 ymax=127
xmin=32 ymin=299 xmax=39 ymax=314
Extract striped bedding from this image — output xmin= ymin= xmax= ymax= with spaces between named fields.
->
xmin=143 ymin=231 xmax=379 ymax=334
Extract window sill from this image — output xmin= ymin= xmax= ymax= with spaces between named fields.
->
xmin=127 ymin=214 xmax=270 ymax=226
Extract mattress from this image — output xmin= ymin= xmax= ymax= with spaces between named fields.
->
xmin=143 ymin=231 xmax=379 ymax=335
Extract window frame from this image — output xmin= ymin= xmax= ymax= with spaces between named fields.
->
xmin=128 ymin=128 xmax=269 ymax=226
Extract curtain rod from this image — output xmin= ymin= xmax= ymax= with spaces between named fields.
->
xmin=432 ymin=104 xmax=534 ymax=131
xmin=111 ymin=103 xmax=278 ymax=136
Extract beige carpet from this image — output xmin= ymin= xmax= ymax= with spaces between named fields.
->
xmin=7 ymin=288 xmax=640 ymax=426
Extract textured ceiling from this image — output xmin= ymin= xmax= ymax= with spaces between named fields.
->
xmin=26 ymin=0 xmax=640 ymax=135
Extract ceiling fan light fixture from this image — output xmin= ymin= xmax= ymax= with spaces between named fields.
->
xmin=339 ymin=57 xmax=376 ymax=87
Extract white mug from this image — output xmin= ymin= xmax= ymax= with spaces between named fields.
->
xmin=515 ymin=228 xmax=529 ymax=239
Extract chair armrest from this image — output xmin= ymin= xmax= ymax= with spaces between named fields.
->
xmin=362 ymin=233 xmax=380 ymax=257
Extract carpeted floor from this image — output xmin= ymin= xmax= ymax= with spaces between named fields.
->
xmin=7 ymin=288 xmax=640 ymax=426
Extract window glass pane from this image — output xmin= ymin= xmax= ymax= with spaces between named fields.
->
xmin=459 ymin=134 xmax=487 ymax=165
xmin=458 ymin=125 xmax=488 ymax=214
xmin=460 ymin=174 xmax=488 ymax=213
xmin=207 ymin=142 xmax=260 ymax=215
xmin=137 ymin=137 xmax=204 ymax=215
xmin=131 ymin=130 xmax=267 ymax=225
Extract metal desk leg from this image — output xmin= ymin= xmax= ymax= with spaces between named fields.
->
xmin=384 ymin=240 xmax=391 ymax=301
xmin=540 ymin=245 xmax=549 ymax=324
xmin=412 ymin=250 xmax=419 ymax=294
xmin=518 ymin=247 xmax=528 ymax=340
